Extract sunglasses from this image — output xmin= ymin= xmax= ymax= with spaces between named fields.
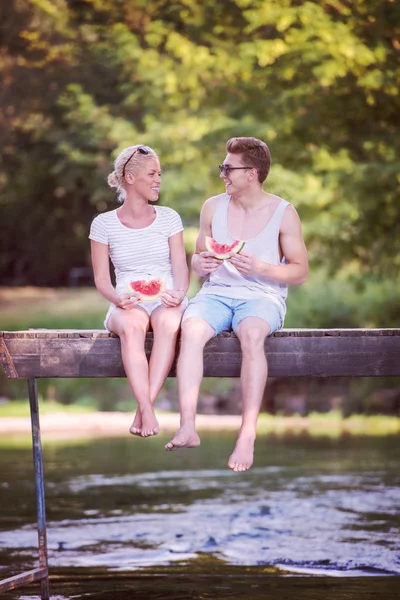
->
xmin=218 ymin=164 xmax=253 ymax=176
xmin=122 ymin=146 xmax=150 ymax=178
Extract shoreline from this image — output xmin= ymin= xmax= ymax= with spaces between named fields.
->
xmin=0 ymin=411 xmax=242 ymax=436
xmin=0 ymin=411 xmax=399 ymax=438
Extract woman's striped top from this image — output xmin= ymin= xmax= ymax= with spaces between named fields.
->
xmin=89 ymin=206 xmax=183 ymax=294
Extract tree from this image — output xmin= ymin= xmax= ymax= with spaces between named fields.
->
xmin=1 ymin=0 xmax=399 ymax=284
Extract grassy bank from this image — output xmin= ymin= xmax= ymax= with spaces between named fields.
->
xmin=0 ymin=401 xmax=398 ymax=438
xmin=1 ymin=285 xmax=399 ymax=419
xmin=0 ymin=400 xmax=97 ymax=417
xmin=0 ymin=286 xmax=109 ymax=330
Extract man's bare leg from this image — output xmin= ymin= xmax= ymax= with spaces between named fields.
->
xmin=108 ymin=308 xmax=159 ymax=437
xmin=228 ymin=317 xmax=270 ymax=472
xmin=129 ymin=304 xmax=185 ymax=434
xmin=165 ymin=318 xmax=214 ymax=450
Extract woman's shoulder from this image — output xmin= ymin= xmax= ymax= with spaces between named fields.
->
xmin=91 ymin=208 xmax=118 ymax=226
xmin=156 ymin=205 xmax=182 ymax=219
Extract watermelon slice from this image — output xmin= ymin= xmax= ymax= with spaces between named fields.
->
xmin=127 ymin=277 xmax=165 ymax=302
xmin=205 ymin=236 xmax=245 ymax=260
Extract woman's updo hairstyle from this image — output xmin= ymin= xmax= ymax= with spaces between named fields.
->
xmin=107 ymin=144 xmax=158 ymax=203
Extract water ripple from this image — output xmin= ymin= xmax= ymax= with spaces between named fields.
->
xmin=1 ymin=466 xmax=399 ymax=576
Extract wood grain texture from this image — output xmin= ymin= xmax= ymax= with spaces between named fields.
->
xmin=1 ymin=329 xmax=399 ymax=379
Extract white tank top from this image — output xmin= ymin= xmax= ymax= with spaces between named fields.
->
xmin=199 ymin=194 xmax=290 ymax=315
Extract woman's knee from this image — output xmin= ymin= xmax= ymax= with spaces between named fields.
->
xmin=111 ymin=313 xmax=148 ymax=340
xmin=152 ymin=309 xmax=183 ymax=337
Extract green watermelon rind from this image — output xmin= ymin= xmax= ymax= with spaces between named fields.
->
xmin=127 ymin=277 xmax=165 ymax=302
xmin=205 ymin=236 xmax=245 ymax=260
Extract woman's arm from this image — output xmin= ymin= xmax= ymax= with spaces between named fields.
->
xmin=90 ymin=240 xmax=120 ymax=304
xmin=162 ymin=231 xmax=190 ymax=306
xmin=90 ymin=240 xmax=139 ymax=308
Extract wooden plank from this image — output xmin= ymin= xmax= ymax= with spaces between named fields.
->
xmin=0 ymin=567 xmax=48 ymax=592
xmin=1 ymin=329 xmax=399 ymax=378
xmin=1 ymin=328 xmax=400 ymax=339
xmin=0 ymin=338 xmax=18 ymax=378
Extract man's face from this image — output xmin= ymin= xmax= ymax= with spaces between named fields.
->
xmin=219 ymin=153 xmax=252 ymax=193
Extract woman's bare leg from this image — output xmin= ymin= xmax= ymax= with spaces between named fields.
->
xmin=130 ymin=304 xmax=185 ymax=432
xmin=149 ymin=304 xmax=185 ymax=400
xmin=107 ymin=307 xmax=159 ymax=437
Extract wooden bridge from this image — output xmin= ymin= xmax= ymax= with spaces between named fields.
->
xmin=1 ymin=327 xmax=400 ymax=598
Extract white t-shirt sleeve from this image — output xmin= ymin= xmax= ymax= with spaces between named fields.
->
xmin=168 ymin=209 xmax=184 ymax=238
xmin=89 ymin=214 xmax=108 ymax=245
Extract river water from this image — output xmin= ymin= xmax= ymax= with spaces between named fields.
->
xmin=0 ymin=431 xmax=399 ymax=599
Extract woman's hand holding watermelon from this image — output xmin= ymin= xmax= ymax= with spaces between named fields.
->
xmin=161 ymin=288 xmax=186 ymax=308
xmin=117 ymin=292 xmax=141 ymax=310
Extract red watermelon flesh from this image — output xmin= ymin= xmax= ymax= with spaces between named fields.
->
xmin=127 ymin=277 xmax=165 ymax=301
xmin=205 ymin=236 xmax=245 ymax=260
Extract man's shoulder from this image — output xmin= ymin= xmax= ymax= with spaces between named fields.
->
xmin=266 ymin=192 xmax=289 ymax=205
xmin=202 ymin=193 xmax=227 ymax=210
xmin=279 ymin=200 xmax=302 ymax=233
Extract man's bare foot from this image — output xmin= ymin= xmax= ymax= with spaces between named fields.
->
xmin=135 ymin=406 xmax=159 ymax=437
xmin=165 ymin=425 xmax=200 ymax=451
xmin=228 ymin=430 xmax=256 ymax=472
xmin=129 ymin=410 xmax=142 ymax=436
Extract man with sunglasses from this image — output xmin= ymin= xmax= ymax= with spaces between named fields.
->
xmin=166 ymin=136 xmax=308 ymax=472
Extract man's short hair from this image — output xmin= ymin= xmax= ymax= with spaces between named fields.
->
xmin=226 ymin=137 xmax=271 ymax=184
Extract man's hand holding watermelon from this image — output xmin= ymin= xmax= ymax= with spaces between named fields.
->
xmin=228 ymin=251 xmax=262 ymax=277
xmin=196 ymin=251 xmax=222 ymax=275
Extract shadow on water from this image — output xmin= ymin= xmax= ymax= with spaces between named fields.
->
xmin=0 ymin=431 xmax=399 ymax=599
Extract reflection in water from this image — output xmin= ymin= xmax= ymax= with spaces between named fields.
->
xmin=0 ymin=432 xmax=399 ymax=598
xmin=8 ymin=571 xmax=400 ymax=600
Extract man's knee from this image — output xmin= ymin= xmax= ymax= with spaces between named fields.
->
xmin=181 ymin=317 xmax=214 ymax=348
xmin=236 ymin=320 xmax=270 ymax=351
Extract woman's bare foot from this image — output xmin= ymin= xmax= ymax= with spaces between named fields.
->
xmin=137 ymin=406 xmax=159 ymax=437
xmin=129 ymin=409 xmax=142 ymax=436
xmin=165 ymin=425 xmax=200 ymax=451
xmin=228 ymin=430 xmax=256 ymax=472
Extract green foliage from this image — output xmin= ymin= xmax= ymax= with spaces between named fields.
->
xmin=1 ymin=0 xmax=399 ymax=284
xmin=286 ymin=268 xmax=400 ymax=329
xmin=1 ymin=283 xmax=399 ymax=416
xmin=0 ymin=399 xmax=96 ymax=418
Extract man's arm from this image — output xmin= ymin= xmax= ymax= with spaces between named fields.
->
xmin=229 ymin=205 xmax=308 ymax=285
xmin=191 ymin=195 xmax=223 ymax=277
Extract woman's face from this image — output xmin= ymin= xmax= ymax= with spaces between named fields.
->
xmin=131 ymin=157 xmax=161 ymax=201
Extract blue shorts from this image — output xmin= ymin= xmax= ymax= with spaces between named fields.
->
xmin=182 ymin=293 xmax=284 ymax=336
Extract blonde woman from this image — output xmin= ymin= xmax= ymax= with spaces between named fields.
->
xmin=89 ymin=145 xmax=189 ymax=437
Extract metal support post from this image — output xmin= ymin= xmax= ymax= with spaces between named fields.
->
xmin=28 ymin=378 xmax=50 ymax=600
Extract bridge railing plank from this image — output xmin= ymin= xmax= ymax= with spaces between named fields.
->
xmin=1 ymin=329 xmax=400 ymax=378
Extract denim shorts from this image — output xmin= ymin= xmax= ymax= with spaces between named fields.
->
xmin=182 ymin=293 xmax=284 ymax=336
